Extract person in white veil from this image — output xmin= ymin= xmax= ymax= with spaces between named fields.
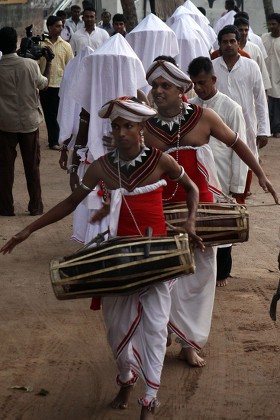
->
xmin=68 ymin=34 xmax=148 ymax=246
xmin=166 ymin=6 xmax=213 ymax=53
xmin=57 ymin=46 xmax=95 ymax=243
xmin=166 ymin=9 xmax=211 ymax=74
xmin=125 ymin=13 xmax=179 ymax=94
xmin=182 ymin=1 xmax=217 ymax=48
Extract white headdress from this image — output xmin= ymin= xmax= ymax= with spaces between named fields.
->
xmin=146 ymin=60 xmax=193 ymax=92
xmin=98 ymin=97 xmax=157 ymax=122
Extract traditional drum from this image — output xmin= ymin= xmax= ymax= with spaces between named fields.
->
xmin=164 ymin=202 xmax=249 ymax=246
xmin=50 ymin=234 xmax=195 ymax=300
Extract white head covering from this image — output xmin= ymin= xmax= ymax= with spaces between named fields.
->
xmin=146 ymin=60 xmax=193 ymax=93
xmin=125 ymin=13 xmax=179 ymax=71
xmin=58 ymin=46 xmax=95 ymax=146
xmin=214 ymin=10 xmax=236 ymax=35
xmin=213 ymin=10 xmax=238 ymax=49
xmin=169 ymin=17 xmax=211 ymax=73
xmin=166 ymin=6 xmax=213 ymax=50
xmin=98 ymin=97 xmax=157 ymax=122
xmin=71 ymin=34 xmax=147 ymax=160
xmin=181 ymin=4 xmax=217 ymax=47
xmin=183 ymin=1 xmax=210 ymax=24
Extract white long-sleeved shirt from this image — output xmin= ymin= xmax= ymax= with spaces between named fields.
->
xmin=190 ymin=91 xmax=248 ymax=194
xmin=212 ymin=56 xmax=270 ymax=158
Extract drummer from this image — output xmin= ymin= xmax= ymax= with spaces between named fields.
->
xmin=144 ymin=58 xmax=279 ymax=368
xmin=0 ymin=97 xmax=203 ymax=419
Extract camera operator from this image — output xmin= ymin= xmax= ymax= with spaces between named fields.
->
xmin=0 ymin=26 xmax=54 ymax=217
xmin=39 ymin=15 xmax=73 ymax=150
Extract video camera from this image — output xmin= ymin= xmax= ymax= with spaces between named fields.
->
xmin=17 ymin=24 xmax=55 ymax=61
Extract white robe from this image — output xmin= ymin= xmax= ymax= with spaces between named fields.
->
xmin=212 ymin=56 xmax=270 ymax=158
xmin=58 ymin=46 xmax=95 ymax=147
xmin=168 ymin=16 xmax=211 ymax=73
xmin=125 ymin=13 xmax=179 ymax=72
xmin=171 ymin=5 xmax=216 ymax=49
xmin=70 ymin=35 xmax=147 ymax=244
xmin=249 ymin=30 xmax=267 ymax=59
xmin=261 ymin=33 xmax=280 ymax=98
xmin=189 ymin=91 xmax=248 ymax=195
xmin=165 ymin=145 xmax=220 ymax=350
xmin=168 ymin=246 xmax=217 ymax=350
xmin=243 ymin=41 xmax=271 ymax=90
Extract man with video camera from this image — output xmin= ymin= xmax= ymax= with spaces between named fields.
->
xmin=0 ymin=26 xmax=53 ymax=217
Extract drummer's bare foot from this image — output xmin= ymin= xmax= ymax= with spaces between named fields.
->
xmin=216 ymin=278 xmax=228 ymax=287
xmin=110 ymin=386 xmax=134 ymax=409
xmin=180 ymin=347 xmax=206 ymax=367
xmin=140 ymin=406 xmax=155 ymax=419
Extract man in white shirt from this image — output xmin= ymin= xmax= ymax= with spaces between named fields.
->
xmin=213 ymin=25 xmax=270 ymax=199
xmin=262 ymin=13 xmax=280 ymax=138
xmin=234 ymin=17 xmax=271 ymax=91
xmin=65 ymin=5 xmax=84 ymax=33
xmin=70 ymin=7 xmax=109 ymax=55
xmin=188 ymin=56 xmax=248 ymax=287
xmin=56 ymin=10 xmax=73 ymax=42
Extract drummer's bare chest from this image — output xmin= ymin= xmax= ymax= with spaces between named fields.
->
xmin=144 ymin=126 xmax=206 ymax=151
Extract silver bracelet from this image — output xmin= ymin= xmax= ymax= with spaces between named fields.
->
xmin=228 ymin=132 xmax=240 ymax=148
xmin=79 ymin=180 xmax=96 ymax=192
xmin=172 ymin=165 xmax=185 ymax=182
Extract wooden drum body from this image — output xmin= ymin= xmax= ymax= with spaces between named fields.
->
xmin=164 ymin=202 xmax=249 ymax=246
xmin=50 ymin=234 xmax=195 ymax=300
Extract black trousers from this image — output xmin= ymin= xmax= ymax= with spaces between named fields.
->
xmin=268 ymin=96 xmax=280 ymax=134
xmin=0 ymin=129 xmax=43 ymax=215
xmin=40 ymin=87 xmax=60 ymax=148
xmin=216 ymin=246 xmax=232 ymax=281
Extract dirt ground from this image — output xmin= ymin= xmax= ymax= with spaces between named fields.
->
xmin=1 ymin=125 xmax=280 ymax=420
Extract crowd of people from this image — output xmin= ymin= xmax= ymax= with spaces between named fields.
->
xmin=0 ymin=0 xmax=280 ymax=418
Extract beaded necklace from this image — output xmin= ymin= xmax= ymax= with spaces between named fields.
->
xmin=161 ymin=100 xmax=184 ymax=202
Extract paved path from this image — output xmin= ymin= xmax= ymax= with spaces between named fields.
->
xmin=192 ymin=0 xmax=280 ymax=35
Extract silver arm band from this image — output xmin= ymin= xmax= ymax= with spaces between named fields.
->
xmin=228 ymin=132 xmax=240 ymax=148
xmin=79 ymin=180 xmax=96 ymax=192
xmin=172 ymin=165 xmax=185 ymax=182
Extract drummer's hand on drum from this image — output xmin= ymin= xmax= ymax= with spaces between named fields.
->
xmin=183 ymin=220 xmax=205 ymax=252
xmin=258 ymin=175 xmax=279 ymax=204
xmin=0 ymin=228 xmax=31 ymax=255
xmin=168 ymin=221 xmax=205 ymax=252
